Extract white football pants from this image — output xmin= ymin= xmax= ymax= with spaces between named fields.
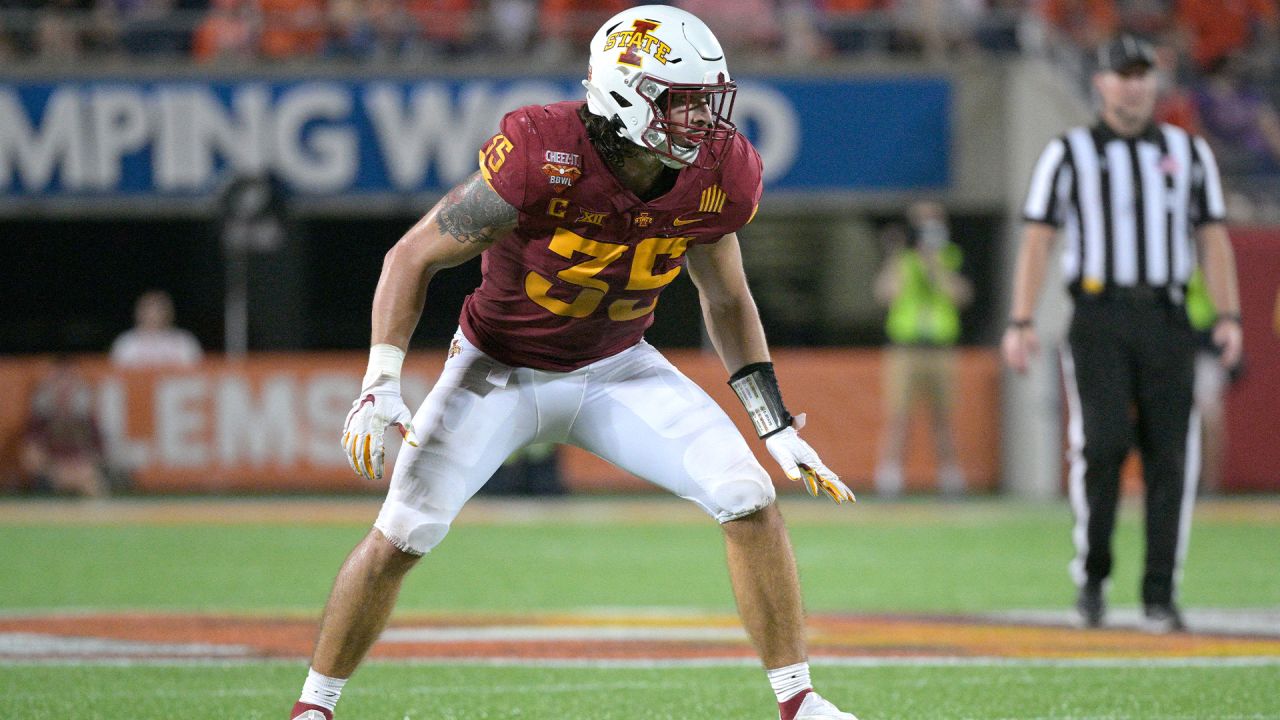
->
xmin=374 ymin=331 xmax=775 ymax=555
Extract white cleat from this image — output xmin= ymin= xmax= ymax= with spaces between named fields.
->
xmin=292 ymin=712 xmax=328 ymax=720
xmin=790 ymin=691 xmax=860 ymax=720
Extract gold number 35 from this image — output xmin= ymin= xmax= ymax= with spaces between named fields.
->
xmin=525 ymin=228 xmax=693 ymax=321
xmin=479 ymin=134 xmax=514 ymax=181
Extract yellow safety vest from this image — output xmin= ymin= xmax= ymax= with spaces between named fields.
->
xmin=885 ymin=245 xmax=963 ymax=345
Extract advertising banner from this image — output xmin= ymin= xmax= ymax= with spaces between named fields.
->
xmin=0 ymin=76 xmax=949 ymax=207
xmin=1 ymin=348 xmax=998 ymax=495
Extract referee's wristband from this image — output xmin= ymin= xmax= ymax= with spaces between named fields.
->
xmin=1008 ymin=318 xmax=1034 ymax=329
xmin=728 ymin=362 xmax=794 ymax=439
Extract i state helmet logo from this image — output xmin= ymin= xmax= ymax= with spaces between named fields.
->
xmin=604 ymin=19 xmax=673 ymax=67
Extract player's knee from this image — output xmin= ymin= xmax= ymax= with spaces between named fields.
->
xmin=1082 ymin=435 xmax=1129 ymax=466
xmin=710 ymin=462 xmax=775 ymax=523
xmin=404 ymin=521 xmax=451 ymax=555
xmin=374 ymin=501 xmax=454 ymax=555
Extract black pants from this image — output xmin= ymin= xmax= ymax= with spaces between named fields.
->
xmin=1063 ymin=291 xmax=1197 ymax=606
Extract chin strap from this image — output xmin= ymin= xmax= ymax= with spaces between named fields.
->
xmin=655 ymin=150 xmax=688 ymax=169
xmin=643 ymin=124 xmax=697 ymax=168
xmin=728 ymin=362 xmax=794 ymax=438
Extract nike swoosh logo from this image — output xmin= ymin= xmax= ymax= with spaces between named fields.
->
xmin=672 ymin=216 xmax=705 ymax=226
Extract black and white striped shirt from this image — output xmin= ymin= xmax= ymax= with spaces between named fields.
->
xmin=1022 ymin=121 xmax=1226 ymax=293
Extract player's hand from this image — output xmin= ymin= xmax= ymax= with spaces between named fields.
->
xmin=1213 ymin=317 xmax=1243 ymax=370
xmin=1001 ymin=325 xmax=1040 ymax=374
xmin=341 ymin=376 xmax=419 ymax=482
xmin=763 ymin=415 xmax=855 ymax=504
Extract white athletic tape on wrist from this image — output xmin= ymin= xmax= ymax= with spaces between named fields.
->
xmin=728 ymin=362 xmax=793 ymax=438
xmin=362 ymin=343 xmax=405 ymax=389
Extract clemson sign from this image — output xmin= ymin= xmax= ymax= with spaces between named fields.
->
xmin=1 ymin=349 xmax=1003 ymax=495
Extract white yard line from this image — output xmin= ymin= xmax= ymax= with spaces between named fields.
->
xmin=0 ymin=632 xmax=254 ymax=658
xmin=986 ymin=608 xmax=1280 ymax=637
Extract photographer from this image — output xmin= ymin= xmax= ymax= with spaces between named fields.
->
xmin=872 ymin=201 xmax=973 ymax=496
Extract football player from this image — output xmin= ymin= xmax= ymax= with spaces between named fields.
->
xmin=291 ymin=6 xmax=859 ymax=720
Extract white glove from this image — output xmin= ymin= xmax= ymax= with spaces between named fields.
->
xmin=341 ymin=375 xmax=418 ymax=482
xmin=764 ymin=419 xmax=855 ymax=504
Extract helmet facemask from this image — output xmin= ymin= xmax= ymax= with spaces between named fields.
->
xmin=637 ymin=75 xmax=737 ymax=170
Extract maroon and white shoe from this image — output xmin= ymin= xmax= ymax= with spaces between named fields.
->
xmin=781 ymin=689 xmax=859 ymax=720
xmin=290 ymin=702 xmax=333 ymax=720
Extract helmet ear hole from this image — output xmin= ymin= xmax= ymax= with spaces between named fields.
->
xmin=609 ymin=91 xmax=633 ymax=109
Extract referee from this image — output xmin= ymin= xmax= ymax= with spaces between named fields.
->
xmin=1002 ymin=35 xmax=1243 ymax=633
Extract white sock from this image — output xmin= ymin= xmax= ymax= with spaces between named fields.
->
xmin=767 ymin=661 xmax=811 ymax=703
xmin=299 ymin=667 xmax=348 ymax=711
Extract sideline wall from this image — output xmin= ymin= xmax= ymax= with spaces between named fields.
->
xmin=0 ymin=349 xmax=1001 ymax=495
xmin=1221 ymin=228 xmax=1280 ymax=491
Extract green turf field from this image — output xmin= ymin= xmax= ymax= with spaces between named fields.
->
xmin=3 ymin=496 xmax=1278 ymax=719
xmin=5 ymin=663 xmax=1280 ymax=719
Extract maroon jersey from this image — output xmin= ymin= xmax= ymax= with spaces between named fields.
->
xmin=460 ymin=101 xmax=763 ymax=371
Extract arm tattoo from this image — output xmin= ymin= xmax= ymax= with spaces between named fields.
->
xmin=436 ymin=172 xmax=519 ymax=244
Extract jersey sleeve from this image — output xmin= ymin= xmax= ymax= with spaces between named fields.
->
xmin=716 ymin=134 xmax=765 ymax=234
xmin=478 ymin=108 xmax=545 ymax=215
xmin=1022 ymin=137 xmax=1068 ymax=227
xmin=1189 ymin=134 xmax=1227 ymax=226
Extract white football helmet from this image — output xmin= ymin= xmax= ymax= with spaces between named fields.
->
xmin=582 ymin=5 xmax=738 ymax=169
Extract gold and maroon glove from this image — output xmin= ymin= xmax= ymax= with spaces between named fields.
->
xmin=729 ymin=363 xmax=855 ymax=504
xmin=341 ymin=344 xmax=419 ymax=481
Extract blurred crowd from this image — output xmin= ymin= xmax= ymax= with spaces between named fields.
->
xmin=1 ymin=0 xmax=1278 ymax=185
xmin=0 ymin=1 xmax=1270 ymax=67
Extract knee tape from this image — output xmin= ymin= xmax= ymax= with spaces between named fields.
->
xmin=374 ymin=500 xmax=454 ymax=555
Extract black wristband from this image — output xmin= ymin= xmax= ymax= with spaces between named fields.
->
xmin=728 ymin=362 xmax=794 ymax=438
xmin=1009 ymin=318 xmax=1034 ymax=329
xmin=1215 ymin=312 xmax=1242 ymax=326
